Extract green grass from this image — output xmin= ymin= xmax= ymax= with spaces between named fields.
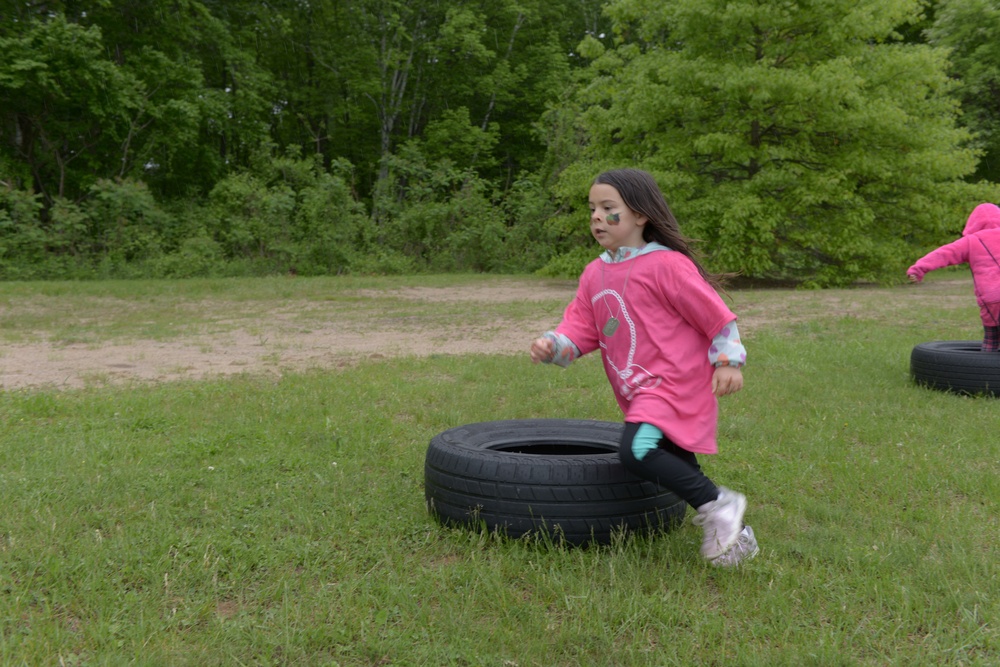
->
xmin=0 ymin=273 xmax=997 ymax=665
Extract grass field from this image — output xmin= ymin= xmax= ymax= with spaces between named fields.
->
xmin=0 ymin=273 xmax=996 ymax=665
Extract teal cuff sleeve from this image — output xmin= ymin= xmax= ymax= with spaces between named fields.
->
xmin=632 ymin=423 xmax=664 ymax=461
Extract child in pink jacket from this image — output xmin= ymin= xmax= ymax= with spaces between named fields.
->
xmin=907 ymin=203 xmax=1000 ymax=350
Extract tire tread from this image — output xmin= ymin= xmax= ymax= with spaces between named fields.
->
xmin=424 ymin=419 xmax=686 ymax=545
xmin=910 ymin=340 xmax=1000 ymax=396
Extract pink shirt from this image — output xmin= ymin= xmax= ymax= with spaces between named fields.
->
xmin=556 ymin=250 xmax=737 ymax=454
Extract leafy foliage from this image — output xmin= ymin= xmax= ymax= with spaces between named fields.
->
xmin=0 ymin=188 xmax=47 ymax=277
xmin=927 ymin=0 xmax=1000 ymax=184
xmin=0 ymin=0 xmax=998 ymax=285
xmin=204 ymin=148 xmax=370 ymax=276
xmin=550 ymin=0 xmax=993 ymax=286
xmin=0 ymin=15 xmax=143 ymax=202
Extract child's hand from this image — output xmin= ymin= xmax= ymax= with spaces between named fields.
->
xmin=907 ymin=273 xmax=920 ymax=283
xmin=530 ymin=337 xmax=555 ymax=364
xmin=712 ymin=366 xmax=743 ymax=397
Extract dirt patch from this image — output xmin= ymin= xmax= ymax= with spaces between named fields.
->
xmin=0 ymin=277 xmax=975 ymax=391
xmin=0 ymin=282 xmax=578 ymax=390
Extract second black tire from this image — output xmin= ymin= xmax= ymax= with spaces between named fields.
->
xmin=424 ymin=418 xmax=687 ymax=546
xmin=910 ymin=340 xmax=1000 ymax=396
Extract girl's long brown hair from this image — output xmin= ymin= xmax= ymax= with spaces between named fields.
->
xmin=594 ymin=168 xmax=727 ymax=290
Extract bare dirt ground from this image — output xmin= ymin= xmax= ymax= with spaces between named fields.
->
xmin=0 ymin=278 xmax=973 ymax=391
xmin=0 ymin=283 xmax=579 ymax=390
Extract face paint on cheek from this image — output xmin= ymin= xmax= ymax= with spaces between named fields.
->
xmin=606 ymin=213 xmax=621 ymax=225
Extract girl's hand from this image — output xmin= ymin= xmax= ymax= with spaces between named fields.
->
xmin=530 ymin=337 xmax=555 ymax=364
xmin=907 ymin=273 xmax=920 ymax=283
xmin=712 ymin=366 xmax=743 ymax=397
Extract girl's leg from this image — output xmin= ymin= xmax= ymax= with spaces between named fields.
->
xmin=983 ymin=325 xmax=1000 ymax=352
xmin=618 ymin=421 xmax=719 ymax=509
xmin=982 ymin=303 xmax=1000 ymax=350
xmin=619 ymin=421 xmax=749 ymax=561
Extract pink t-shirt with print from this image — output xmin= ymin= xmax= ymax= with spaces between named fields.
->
xmin=555 ymin=250 xmax=737 ymax=454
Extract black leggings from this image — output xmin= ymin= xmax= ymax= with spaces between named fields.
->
xmin=618 ymin=421 xmax=719 ymax=509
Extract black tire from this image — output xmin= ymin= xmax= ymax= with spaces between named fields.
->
xmin=424 ymin=419 xmax=687 ymax=546
xmin=910 ymin=340 xmax=1000 ymax=396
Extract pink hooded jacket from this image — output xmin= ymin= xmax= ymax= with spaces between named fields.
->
xmin=908 ymin=203 xmax=1000 ymax=326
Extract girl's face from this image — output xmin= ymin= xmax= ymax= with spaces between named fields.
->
xmin=588 ymin=183 xmax=647 ymax=252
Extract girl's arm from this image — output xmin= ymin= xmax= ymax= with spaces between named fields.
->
xmin=712 ymin=365 xmax=743 ymax=396
xmin=908 ymin=238 xmax=970 ymax=281
xmin=548 ymin=276 xmax=601 ymax=359
xmin=530 ymin=332 xmax=580 ymax=367
xmin=709 ymin=320 xmax=745 ymax=397
xmin=708 ymin=320 xmax=746 ymax=368
xmin=531 ymin=264 xmax=597 ymax=367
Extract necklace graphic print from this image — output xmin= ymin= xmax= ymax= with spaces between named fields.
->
xmin=601 ymin=256 xmax=636 ymax=337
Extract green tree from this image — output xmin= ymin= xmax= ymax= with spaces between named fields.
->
xmin=0 ymin=2 xmax=277 ymax=205
xmin=254 ymin=1 xmax=377 ymax=176
xmin=205 ymin=146 xmax=368 ymax=275
xmin=68 ymin=0 xmax=278 ymax=197
xmin=927 ymin=0 xmax=1000 ymax=184
xmin=253 ymin=0 xmax=606 ymax=204
xmin=0 ymin=187 xmax=47 ymax=278
xmin=0 ymin=0 xmax=611 ymax=278
xmin=553 ymin=0 xmax=990 ymax=286
xmin=0 ymin=15 xmax=143 ymax=204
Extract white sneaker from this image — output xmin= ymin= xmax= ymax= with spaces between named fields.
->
xmin=709 ymin=525 xmax=759 ymax=567
xmin=692 ymin=487 xmax=747 ymax=560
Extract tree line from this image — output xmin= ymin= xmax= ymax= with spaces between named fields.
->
xmin=1 ymin=0 xmax=998 ymax=285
